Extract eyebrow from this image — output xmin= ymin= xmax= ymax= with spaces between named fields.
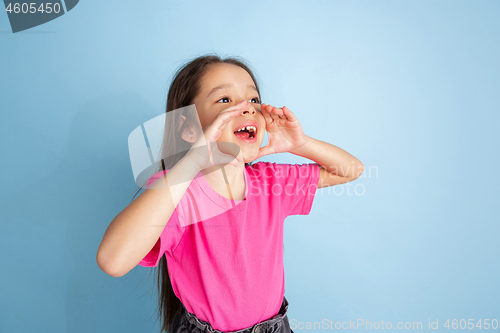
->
xmin=207 ymin=83 xmax=258 ymax=97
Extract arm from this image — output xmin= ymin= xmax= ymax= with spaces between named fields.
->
xmin=98 ymin=101 xmax=245 ymax=277
xmin=96 ymin=152 xmax=201 ymax=277
xmin=258 ymin=103 xmax=364 ymax=189
xmin=290 ymin=135 xmax=364 ymax=188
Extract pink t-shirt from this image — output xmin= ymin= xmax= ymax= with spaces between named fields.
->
xmin=138 ymin=161 xmax=320 ymax=331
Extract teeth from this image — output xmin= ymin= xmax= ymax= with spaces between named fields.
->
xmin=236 ymin=125 xmax=256 ymax=132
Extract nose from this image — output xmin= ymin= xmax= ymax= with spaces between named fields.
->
xmin=242 ymin=104 xmax=257 ymax=115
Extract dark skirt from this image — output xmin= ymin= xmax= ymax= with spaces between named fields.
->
xmin=169 ymin=296 xmax=294 ymax=333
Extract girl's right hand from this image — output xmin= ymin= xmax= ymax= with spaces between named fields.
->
xmin=187 ymin=100 xmax=249 ymax=170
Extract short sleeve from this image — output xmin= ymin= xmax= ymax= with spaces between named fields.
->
xmin=137 ymin=207 xmax=182 ymax=267
xmin=279 ymin=163 xmax=320 ymax=216
xmin=137 ymin=169 xmax=185 ymax=267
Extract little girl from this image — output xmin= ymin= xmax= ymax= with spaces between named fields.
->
xmin=97 ymin=55 xmax=364 ymax=333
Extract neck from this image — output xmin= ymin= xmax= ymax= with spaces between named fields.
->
xmin=201 ymin=162 xmax=245 ymax=184
xmin=200 ymin=162 xmax=247 ymax=201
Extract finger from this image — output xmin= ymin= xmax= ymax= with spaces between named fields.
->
xmin=262 ymin=103 xmax=278 ymax=120
xmin=220 ymin=100 xmax=248 ymax=117
xmin=282 ymin=106 xmax=296 ymax=121
xmin=260 ymin=103 xmax=274 ymax=123
xmin=271 ymin=106 xmax=287 ymax=119
xmin=267 ymin=106 xmax=281 ymax=122
xmin=204 ymin=102 xmax=249 ymax=143
xmin=225 ymin=101 xmax=248 ymax=116
xmin=265 ymin=104 xmax=285 ymax=121
xmin=261 ymin=103 xmax=274 ymax=114
xmin=217 ymin=102 xmax=249 ymax=126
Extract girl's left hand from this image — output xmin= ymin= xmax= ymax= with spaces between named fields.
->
xmin=256 ymin=103 xmax=309 ymax=159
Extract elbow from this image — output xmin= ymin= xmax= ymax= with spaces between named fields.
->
xmin=357 ymin=163 xmax=365 ymax=178
xmin=350 ymin=161 xmax=364 ymax=180
xmin=108 ymin=270 xmax=127 ymax=278
xmin=96 ymin=250 xmax=128 ymax=278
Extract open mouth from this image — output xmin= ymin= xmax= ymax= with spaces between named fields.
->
xmin=233 ymin=124 xmax=257 ymax=141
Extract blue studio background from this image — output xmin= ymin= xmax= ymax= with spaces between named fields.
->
xmin=1 ymin=1 xmax=499 ymax=332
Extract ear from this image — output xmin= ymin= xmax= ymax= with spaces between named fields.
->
xmin=179 ymin=115 xmax=199 ymax=144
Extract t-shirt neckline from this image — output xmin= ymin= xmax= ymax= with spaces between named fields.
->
xmin=194 ymin=166 xmax=249 ymax=211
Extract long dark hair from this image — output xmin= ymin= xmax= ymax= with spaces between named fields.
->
xmin=130 ymin=54 xmax=261 ymax=333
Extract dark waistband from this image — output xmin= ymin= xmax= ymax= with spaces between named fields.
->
xmin=180 ymin=296 xmax=290 ymax=333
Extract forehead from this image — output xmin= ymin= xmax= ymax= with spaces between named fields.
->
xmin=200 ymin=63 xmax=255 ymax=91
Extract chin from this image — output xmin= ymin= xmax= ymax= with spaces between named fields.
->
xmin=242 ymin=154 xmax=257 ymax=165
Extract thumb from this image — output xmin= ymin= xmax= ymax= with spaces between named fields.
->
xmin=221 ymin=152 xmax=239 ymax=167
xmin=229 ymin=156 xmax=239 ymax=167
xmin=218 ymin=141 xmax=241 ymax=167
xmin=226 ymin=149 xmax=241 ymax=167
xmin=211 ymin=148 xmax=239 ymax=167
xmin=255 ymin=145 xmax=273 ymax=160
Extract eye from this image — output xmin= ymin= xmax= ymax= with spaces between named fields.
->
xmin=250 ymin=97 xmax=261 ymax=104
xmin=217 ymin=96 xmax=231 ymax=103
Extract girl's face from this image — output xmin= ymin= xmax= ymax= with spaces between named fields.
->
xmin=192 ymin=63 xmax=266 ymax=164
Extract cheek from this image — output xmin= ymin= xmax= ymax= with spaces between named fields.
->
xmin=197 ymin=107 xmax=218 ymax=129
xmin=218 ymin=128 xmax=235 ymax=141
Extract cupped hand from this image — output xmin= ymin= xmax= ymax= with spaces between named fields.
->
xmin=187 ymin=100 xmax=248 ymax=170
xmin=255 ymin=103 xmax=309 ymax=160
